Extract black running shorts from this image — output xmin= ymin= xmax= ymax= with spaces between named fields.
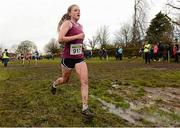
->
xmin=61 ymin=58 xmax=84 ymax=69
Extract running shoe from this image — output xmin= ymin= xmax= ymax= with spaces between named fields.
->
xmin=50 ymin=84 xmax=56 ymax=95
xmin=82 ymin=108 xmax=95 ymax=118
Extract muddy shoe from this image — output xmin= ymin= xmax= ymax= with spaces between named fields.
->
xmin=50 ymin=84 xmax=56 ymax=95
xmin=82 ymin=109 xmax=95 ymax=118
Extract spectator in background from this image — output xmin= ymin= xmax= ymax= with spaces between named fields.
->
xmin=144 ymin=42 xmax=151 ymax=64
xmin=153 ymin=43 xmax=159 ymax=61
xmin=102 ymin=48 xmax=108 ymax=60
xmin=21 ymin=53 xmax=25 ymax=66
xmin=2 ymin=49 xmax=10 ymax=67
xmin=150 ymin=45 xmax=154 ymax=61
xmin=117 ymin=46 xmax=123 ymax=60
xmin=84 ymin=50 xmax=92 ymax=59
xmin=115 ymin=46 xmax=119 ymax=60
xmin=34 ymin=50 xmax=39 ymax=65
xmin=26 ymin=53 xmax=31 ymax=65
xmin=173 ymin=44 xmax=179 ymax=63
xmin=158 ymin=43 xmax=164 ymax=62
xmin=177 ymin=45 xmax=180 ymax=62
xmin=90 ymin=50 xmax=93 ymax=58
xmin=139 ymin=45 xmax=144 ymax=59
xmin=98 ymin=49 xmax=103 ymax=60
xmin=163 ymin=45 xmax=168 ymax=61
xmin=0 ymin=49 xmax=2 ymax=63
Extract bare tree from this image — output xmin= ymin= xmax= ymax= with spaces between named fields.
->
xmin=166 ymin=0 xmax=180 ymax=10
xmin=96 ymin=25 xmax=110 ymax=48
xmin=44 ymin=38 xmax=61 ymax=54
xmin=165 ymin=0 xmax=180 ymax=40
xmin=132 ymin=0 xmax=148 ymax=43
xmin=85 ymin=37 xmax=98 ymax=50
xmin=115 ymin=23 xmax=132 ymax=44
xmin=173 ymin=24 xmax=180 ymax=39
xmin=166 ymin=0 xmax=180 ymax=26
xmin=16 ymin=40 xmax=37 ymax=54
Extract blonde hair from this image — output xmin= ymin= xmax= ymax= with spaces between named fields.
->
xmin=57 ymin=4 xmax=78 ymax=32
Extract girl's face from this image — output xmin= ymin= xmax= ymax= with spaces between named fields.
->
xmin=69 ymin=6 xmax=80 ymax=21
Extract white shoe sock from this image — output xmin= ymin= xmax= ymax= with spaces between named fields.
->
xmin=53 ymin=82 xmax=57 ymax=88
xmin=82 ymin=104 xmax=88 ymax=111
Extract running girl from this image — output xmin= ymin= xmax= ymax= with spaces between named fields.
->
xmin=51 ymin=4 xmax=94 ymax=117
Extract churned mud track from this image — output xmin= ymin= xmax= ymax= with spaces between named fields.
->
xmin=92 ymin=86 xmax=180 ymax=126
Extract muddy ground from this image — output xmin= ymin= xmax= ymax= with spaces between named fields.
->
xmin=0 ymin=58 xmax=179 ymax=126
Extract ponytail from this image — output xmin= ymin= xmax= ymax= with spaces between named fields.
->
xmin=57 ymin=4 xmax=78 ymax=32
xmin=57 ymin=13 xmax=71 ymax=32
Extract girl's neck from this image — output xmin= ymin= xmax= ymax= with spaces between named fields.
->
xmin=71 ymin=18 xmax=78 ymax=24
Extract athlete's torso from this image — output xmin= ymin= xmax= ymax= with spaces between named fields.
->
xmin=62 ymin=21 xmax=84 ymax=59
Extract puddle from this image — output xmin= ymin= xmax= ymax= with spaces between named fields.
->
xmin=91 ymin=95 xmax=138 ymax=124
xmin=90 ymin=95 xmax=159 ymax=125
xmin=144 ymin=87 xmax=180 ymax=109
xmin=91 ymin=86 xmax=180 ymax=126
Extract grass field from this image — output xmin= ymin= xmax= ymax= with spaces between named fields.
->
xmin=0 ymin=58 xmax=180 ymax=127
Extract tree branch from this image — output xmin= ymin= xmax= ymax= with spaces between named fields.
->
xmin=166 ymin=3 xmax=180 ymax=10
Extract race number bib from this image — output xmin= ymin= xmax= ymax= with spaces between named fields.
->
xmin=70 ymin=44 xmax=83 ymax=55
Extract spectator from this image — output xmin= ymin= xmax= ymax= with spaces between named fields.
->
xmin=0 ymin=49 xmax=2 ymax=63
xmin=102 ymin=48 xmax=108 ymax=60
xmin=139 ymin=46 xmax=144 ymax=59
xmin=153 ymin=43 xmax=159 ymax=61
xmin=144 ymin=42 xmax=151 ymax=64
xmin=21 ymin=53 xmax=25 ymax=66
xmin=150 ymin=45 xmax=154 ymax=61
xmin=173 ymin=44 xmax=179 ymax=63
xmin=98 ymin=49 xmax=103 ymax=60
xmin=34 ymin=50 xmax=39 ymax=65
xmin=26 ymin=53 xmax=31 ymax=65
xmin=117 ymin=46 xmax=123 ymax=60
xmin=163 ymin=45 xmax=168 ymax=61
xmin=158 ymin=43 xmax=164 ymax=62
xmin=84 ymin=50 xmax=92 ymax=59
xmin=2 ymin=49 xmax=10 ymax=67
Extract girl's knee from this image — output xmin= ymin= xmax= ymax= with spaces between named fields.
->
xmin=81 ymin=80 xmax=88 ymax=87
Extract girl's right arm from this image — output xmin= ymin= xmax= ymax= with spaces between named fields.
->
xmin=58 ymin=20 xmax=85 ymax=44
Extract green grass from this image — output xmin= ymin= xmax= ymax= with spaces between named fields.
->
xmin=0 ymin=58 xmax=180 ymax=126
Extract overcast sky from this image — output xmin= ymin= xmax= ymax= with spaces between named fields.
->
xmin=0 ymin=0 xmax=168 ymax=52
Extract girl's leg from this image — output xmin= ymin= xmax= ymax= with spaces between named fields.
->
xmin=75 ymin=62 xmax=88 ymax=110
xmin=54 ymin=64 xmax=72 ymax=85
xmin=75 ymin=61 xmax=94 ymax=117
xmin=51 ymin=64 xmax=72 ymax=94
